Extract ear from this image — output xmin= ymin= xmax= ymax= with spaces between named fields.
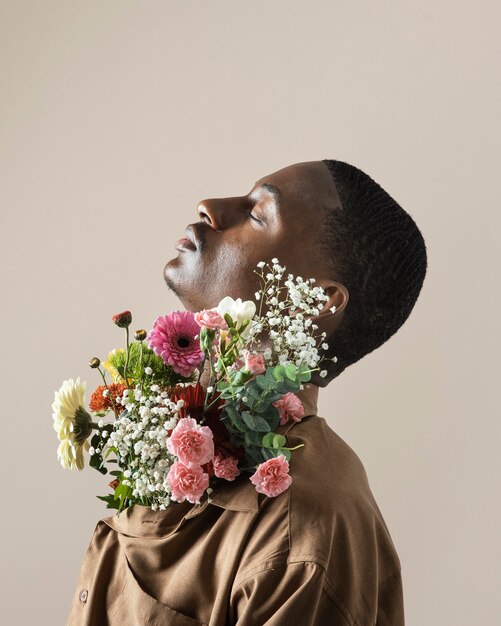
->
xmin=319 ymin=280 xmax=349 ymax=314
xmin=306 ymin=280 xmax=349 ymax=336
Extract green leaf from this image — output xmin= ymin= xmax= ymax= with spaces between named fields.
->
xmin=114 ymin=482 xmax=133 ymax=509
xmin=261 ymin=432 xmax=275 ymax=447
xmin=104 ymin=445 xmax=118 ymax=459
xmin=96 ymin=494 xmax=120 ymax=510
xmin=297 ymin=364 xmax=312 ymax=382
xmin=265 ymin=368 xmax=278 ymax=388
xmin=259 ymin=405 xmax=280 ymax=430
xmin=244 ymin=430 xmax=263 ymax=447
xmin=275 ymin=380 xmax=299 ymax=395
xmin=244 ymin=383 xmax=261 ymax=403
xmin=281 ymin=448 xmax=292 ymax=462
xmin=273 ymin=365 xmax=286 ymax=381
xmin=224 ymin=404 xmax=240 ymax=421
xmin=223 ymin=313 xmax=235 ymax=328
xmin=241 ymin=411 xmax=271 ymax=432
xmin=232 ymin=371 xmax=245 ymax=385
xmin=272 ymin=434 xmax=286 ymax=448
xmin=260 ymin=447 xmax=277 ymax=461
xmin=255 ymin=374 xmax=268 ymax=390
xmin=284 ymin=364 xmax=297 ymax=380
xmin=89 ymin=455 xmax=108 ymax=475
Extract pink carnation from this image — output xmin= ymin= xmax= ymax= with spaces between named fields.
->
xmin=213 ymin=454 xmax=241 ymax=481
xmin=167 ymin=417 xmax=215 ymax=467
xmin=273 ymin=392 xmax=305 ymax=426
xmin=242 ymin=349 xmax=266 ymax=376
xmin=166 ymin=461 xmax=209 ymax=504
xmin=249 ymin=454 xmax=292 ymax=497
xmin=147 ymin=310 xmax=204 ymax=377
xmin=194 ymin=308 xmax=228 ymax=330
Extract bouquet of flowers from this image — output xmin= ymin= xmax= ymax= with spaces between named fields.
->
xmin=52 ymin=259 xmax=337 ymax=513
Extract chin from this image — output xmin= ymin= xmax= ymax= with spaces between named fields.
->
xmin=163 ymin=260 xmax=182 ymax=295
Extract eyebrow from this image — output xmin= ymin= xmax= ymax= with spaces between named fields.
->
xmin=250 ymin=182 xmax=282 ymax=207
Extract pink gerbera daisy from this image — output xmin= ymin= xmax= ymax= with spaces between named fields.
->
xmin=147 ymin=311 xmax=204 ymax=377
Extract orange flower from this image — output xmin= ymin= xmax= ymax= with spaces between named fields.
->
xmin=89 ymin=383 xmax=127 ymax=413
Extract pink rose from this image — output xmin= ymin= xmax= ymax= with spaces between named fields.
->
xmin=166 ymin=461 xmax=209 ymax=504
xmin=167 ymin=417 xmax=215 ymax=467
xmin=272 ymin=392 xmax=305 ymax=426
xmin=242 ymin=349 xmax=266 ymax=376
xmin=250 ymin=454 xmax=292 ymax=497
xmin=194 ymin=308 xmax=228 ymax=330
xmin=213 ymin=454 xmax=241 ymax=481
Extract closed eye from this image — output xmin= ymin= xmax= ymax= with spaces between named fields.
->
xmin=249 ymin=210 xmax=262 ymax=223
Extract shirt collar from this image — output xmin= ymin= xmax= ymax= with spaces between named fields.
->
xmin=208 ymin=382 xmax=320 ymax=513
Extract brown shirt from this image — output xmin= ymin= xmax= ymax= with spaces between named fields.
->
xmin=66 ymin=383 xmax=404 ymax=625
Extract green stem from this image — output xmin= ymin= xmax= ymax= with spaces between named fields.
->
xmin=139 ymin=341 xmax=144 ymax=393
xmin=196 ymin=353 xmax=206 ymax=386
xmin=203 ymin=350 xmax=215 ymax=411
xmin=219 ymin=357 xmax=235 ymax=400
xmin=123 ymin=326 xmax=130 ymax=388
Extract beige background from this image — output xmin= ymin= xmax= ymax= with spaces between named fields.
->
xmin=1 ymin=1 xmax=499 ymax=624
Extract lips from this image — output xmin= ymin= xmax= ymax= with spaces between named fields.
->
xmin=175 ymin=224 xmax=200 ymax=252
xmin=175 ymin=237 xmax=196 ymax=252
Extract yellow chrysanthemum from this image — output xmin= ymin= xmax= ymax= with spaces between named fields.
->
xmin=103 ymin=348 xmax=126 ymax=383
xmin=52 ymin=377 xmax=92 ymax=471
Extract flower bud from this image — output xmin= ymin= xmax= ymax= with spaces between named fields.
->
xmin=134 ymin=329 xmax=147 ymax=341
xmin=112 ymin=310 xmax=132 ymax=328
xmin=89 ymin=357 xmax=100 ymax=369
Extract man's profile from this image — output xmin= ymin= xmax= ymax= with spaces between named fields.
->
xmin=165 ymin=159 xmax=427 ymax=389
xmin=66 ymin=159 xmax=427 ymax=626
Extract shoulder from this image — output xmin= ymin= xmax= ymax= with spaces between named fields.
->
xmin=235 ymin=415 xmax=401 ymax=623
xmin=286 ymin=415 xmax=401 ymax=571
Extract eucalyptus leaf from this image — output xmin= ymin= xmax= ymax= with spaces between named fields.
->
xmin=273 ymin=365 xmax=286 ymax=381
xmin=281 ymin=448 xmax=292 ymax=462
xmin=255 ymin=374 xmax=268 ymax=390
xmin=261 ymin=432 xmax=275 ymax=447
xmin=273 ymin=434 xmax=287 ymax=448
xmin=265 ymin=369 xmax=277 ymax=388
xmin=241 ymin=411 xmax=271 ymax=432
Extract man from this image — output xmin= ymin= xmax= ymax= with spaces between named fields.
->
xmin=66 ymin=160 xmax=426 ymax=625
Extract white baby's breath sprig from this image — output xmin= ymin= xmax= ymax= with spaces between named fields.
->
xmin=98 ymin=382 xmax=183 ymax=510
xmin=248 ymin=258 xmax=337 ymax=372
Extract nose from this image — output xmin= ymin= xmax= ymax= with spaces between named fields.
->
xmin=197 ymin=200 xmax=217 ymax=228
xmin=197 ymin=196 xmax=248 ymax=230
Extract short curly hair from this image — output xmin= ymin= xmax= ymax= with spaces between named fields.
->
xmin=318 ymin=159 xmax=428 ymax=381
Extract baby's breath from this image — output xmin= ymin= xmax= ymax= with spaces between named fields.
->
xmin=249 ymin=258 xmax=336 ymax=372
xmin=100 ymin=382 xmax=181 ymax=508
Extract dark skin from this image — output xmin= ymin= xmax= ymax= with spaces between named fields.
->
xmin=163 ymin=161 xmax=349 ymax=387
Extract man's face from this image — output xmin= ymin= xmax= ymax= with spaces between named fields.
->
xmin=163 ymin=161 xmax=341 ymax=312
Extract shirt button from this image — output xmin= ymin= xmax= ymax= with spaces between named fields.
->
xmin=79 ymin=589 xmax=88 ymax=603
